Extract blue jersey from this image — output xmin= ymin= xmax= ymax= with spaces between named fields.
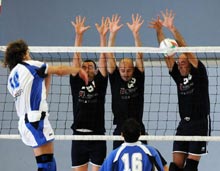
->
xmin=100 ymin=141 xmax=164 ymax=171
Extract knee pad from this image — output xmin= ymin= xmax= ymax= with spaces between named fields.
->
xmin=36 ymin=154 xmax=57 ymax=171
xmin=183 ymin=159 xmax=199 ymax=171
xmin=169 ymin=162 xmax=183 ymax=171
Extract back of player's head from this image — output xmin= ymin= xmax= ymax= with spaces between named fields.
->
xmin=4 ymin=39 xmax=29 ymax=71
xmin=121 ymin=118 xmax=141 ymax=143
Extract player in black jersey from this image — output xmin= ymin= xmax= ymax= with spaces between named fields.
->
xmin=107 ymin=14 xmax=168 ymax=171
xmin=106 ymin=14 xmax=146 ymax=149
xmin=70 ymin=16 xmax=108 ymax=171
xmin=149 ymin=9 xmax=211 ymax=171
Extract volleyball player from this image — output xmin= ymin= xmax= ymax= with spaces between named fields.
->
xmin=3 ymin=39 xmax=88 ymax=171
xmin=70 ymin=16 xmax=108 ymax=171
xmin=106 ymin=13 xmax=146 ymax=149
xmin=149 ymin=9 xmax=211 ymax=171
xmin=106 ymin=14 xmax=168 ymax=171
xmin=100 ymin=118 xmax=164 ymax=171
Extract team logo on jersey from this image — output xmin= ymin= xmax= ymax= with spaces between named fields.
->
xmin=127 ymin=77 xmax=136 ymax=88
xmin=201 ymin=146 xmax=206 ymax=152
xmin=120 ymin=78 xmax=138 ymax=99
xmin=14 ymin=89 xmax=23 ymax=99
xmin=79 ymin=80 xmax=97 ymax=103
xmin=81 ymin=81 xmax=95 ymax=93
xmin=79 ymin=91 xmax=85 ymax=98
xmin=183 ymin=74 xmax=192 ymax=85
xmin=179 ymin=74 xmax=194 ymax=94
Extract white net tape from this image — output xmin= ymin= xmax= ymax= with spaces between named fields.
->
xmin=1 ymin=46 xmax=220 ymax=53
xmin=0 ymin=134 xmax=219 ymax=141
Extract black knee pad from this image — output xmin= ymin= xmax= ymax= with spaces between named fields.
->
xmin=36 ymin=154 xmax=56 ymax=171
xmin=184 ymin=159 xmax=199 ymax=171
xmin=169 ymin=162 xmax=183 ymax=171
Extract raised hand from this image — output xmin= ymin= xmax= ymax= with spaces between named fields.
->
xmin=160 ymin=9 xmax=175 ymax=30
xmin=71 ymin=16 xmax=91 ymax=35
xmin=127 ymin=13 xmax=144 ymax=35
xmin=148 ymin=16 xmax=163 ymax=31
xmin=95 ymin=17 xmax=109 ymax=37
xmin=109 ymin=14 xmax=123 ymax=34
xmin=148 ymin=15 xmax=165 ymax=46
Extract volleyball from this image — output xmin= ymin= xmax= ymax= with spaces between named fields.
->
xmin=159 ymin=38 xmax=178 ymax=57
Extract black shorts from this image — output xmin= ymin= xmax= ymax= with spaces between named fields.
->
xmin=173 ymin=117 xmax=210 ymax=155
xmin=173 ymin=140 xmax=208 ymax=155
xmin=71 ymin=131 xmax=106 ymax=167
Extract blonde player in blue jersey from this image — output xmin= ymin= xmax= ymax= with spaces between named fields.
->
xmin=99 ymin=118 xmax=164 ymax=171
xmin=3 ymin=39 xmax=88 ymax=171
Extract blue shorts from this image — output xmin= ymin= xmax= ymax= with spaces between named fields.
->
xmin=71 ymin=131 xmax=106 ymax=168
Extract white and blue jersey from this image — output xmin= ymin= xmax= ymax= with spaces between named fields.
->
xmin=7 ymin=60 xmax=49 ymax=117
xmin=100 ymin=141 xmax=164 ymax=171
xmin=7 ymin=60 xmax=54 ymax=147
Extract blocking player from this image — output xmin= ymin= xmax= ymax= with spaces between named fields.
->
xmin=106 ymin=13 xmax=146 ymax=149
xmin=149 ymin=9 xmax=211 ymax=171
xmin=70 ymin=16 xmax=108 ymax=171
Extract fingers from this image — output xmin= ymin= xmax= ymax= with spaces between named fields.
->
xmin=71 ymin=21 xmax=76 ymax=27
xmin=71 ymin=16 xmax=86 ymax=26
xmin=131 ymin=13 xmax=144 ymax=23
xmin=72 ymin=10 xmax=174 ymax=32
xmin=111 ymin=14 xmax=120 ymax=22
xmin=95 ymin=23 xmax=100 ymax=29
xmin=148 ymin=17 xmax=163 ymax=30
xmin=160 ymin=9 xmax=175 ymax=19
xmin=96 ymin=17 xmax=109 ymax=27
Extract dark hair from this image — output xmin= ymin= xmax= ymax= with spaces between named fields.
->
xmin=83 ymin=59 xmax=97 ymax=69
xmin=4 ymin=39 xmax=28 ymax=71
xmin=121 ymin=118 xmax=141 ymax=143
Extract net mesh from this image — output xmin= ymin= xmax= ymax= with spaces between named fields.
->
xmin=1 ymin=46 xmax=220 ymax=141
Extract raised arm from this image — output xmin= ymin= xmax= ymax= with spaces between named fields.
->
xmin=148 ymin=16 xmax=166 ymax=44
xmin=71 ymin=16 xmax=91 ymax=74
xmin=107 ymin=14 xmax=123 ymax=74
xmin=149 ymin=15 xmax=175 ymax=71
xmin=161 ymin=9 xmax=198 ymax=68
xmin=95 ymin=17 xmax=109 ymax=77
xmin=127 ymin=14 xmax=144 ymax=72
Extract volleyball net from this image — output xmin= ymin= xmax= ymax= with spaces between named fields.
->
xmin=1 ymin=46 xmax=220 ymax=141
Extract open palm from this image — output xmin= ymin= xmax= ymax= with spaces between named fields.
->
xmin=160 ymin=9 xmax=175 ymax=30
xmin=71 ymin=16 xmax=90 ymax=35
